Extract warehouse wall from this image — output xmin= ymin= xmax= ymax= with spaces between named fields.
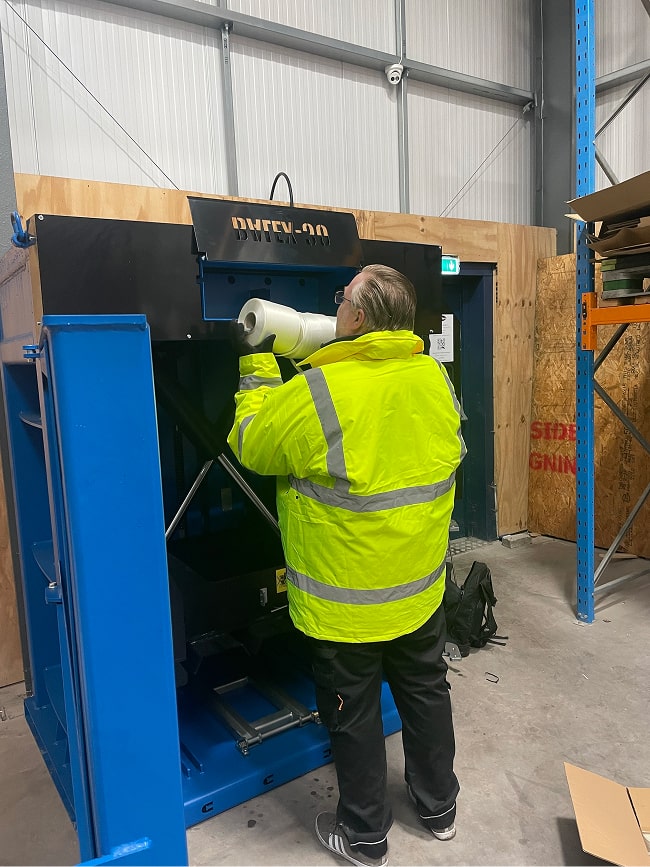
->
xmin=595 ymin=0 xmax=650 ymax=186
xmin=1 ymin=1 xmax=648 ymax=221
xmin=529 ymin=255 xmax=650 ymax=559
xmin=0 ymin=0 xmax=534 ymax=223
xmin=0 ymin=1 xmax=228 ymax=192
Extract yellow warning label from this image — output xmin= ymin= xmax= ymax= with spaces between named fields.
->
xmin=276 ymin=568 xmax=287 ymax=593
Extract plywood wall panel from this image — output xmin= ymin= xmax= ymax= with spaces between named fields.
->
xmin=16 ymin=174 xmax=199 ymax=225
xmin=529 ymin=254 xmax=650 ymax=558
xmin=528 ymin=256 xmax=577 ymax=541
xmin=371 ymin=211 xmax=499 ymax=262
xmin=494 ymin=225 xmax=556 ymax=532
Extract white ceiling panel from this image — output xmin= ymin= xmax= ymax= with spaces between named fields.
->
xmin=2 ymin=0 xmax=227 ymax=192
xmin=596 ymin=82 xmax=650 ymax=186
xmin=409 ymin=79 xmax=531 ymax=225
xmin=406 ymin=0 xmax=531 ymax=90
xmin=596 ymin=0 xmax=650 ymax=77
xmin=231 ymin=35 xmax=400 ymax=213
xmin=228 ymin=0 xmax=395 ymax=53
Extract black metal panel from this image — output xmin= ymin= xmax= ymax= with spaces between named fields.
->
xmin=31 ymin=212 xmax=361 ymax=342
xmin=441 ymin=265 xmax=497 ymax=541
xmin=189 ymin=197 xmax=361 ymax=268
xmin=359 ymin=239 xmax=443 ymax=343
xmin=32 ymin=215 xmax=220 ymax=342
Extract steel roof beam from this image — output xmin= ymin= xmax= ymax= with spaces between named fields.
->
xmin=596 ymin=59 xmax=650 ymax=94
xmin=102 ymin=0 xmax=533 ymax=106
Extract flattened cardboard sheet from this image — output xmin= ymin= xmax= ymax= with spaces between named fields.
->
xmin=565 ymin=763 xmax=650 ymax=866
xmin=587 ymin=216 xmax=650 ymax=255
xmin=630 ymin=788 xmax=650 ymax=835
xmin=568 ymin=171 xmax=650 ymax=223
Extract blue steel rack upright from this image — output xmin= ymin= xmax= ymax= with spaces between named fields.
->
xmin=575 ymin=0 xmax=597 ymax=622
xmin=574 ymin=0 xmax=650 ymax=622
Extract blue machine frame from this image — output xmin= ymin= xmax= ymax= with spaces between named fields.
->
xmin=2 ymin=313 xmax=188 ymax=863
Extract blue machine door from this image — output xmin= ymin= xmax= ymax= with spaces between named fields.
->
xmin=34 ymin=316 xmax=188 ymax=865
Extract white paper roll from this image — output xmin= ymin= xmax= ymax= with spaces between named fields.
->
xmin=238 ymin=298 xmax=336 ymax=359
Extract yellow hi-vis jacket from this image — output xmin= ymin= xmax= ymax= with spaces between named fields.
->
xmin=227 ymin=330 xmax=466 ymax=643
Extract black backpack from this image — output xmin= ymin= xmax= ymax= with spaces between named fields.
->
xmin=443 ymin=560 xmax=506 ymax=657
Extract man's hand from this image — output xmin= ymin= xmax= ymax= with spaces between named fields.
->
xmin=231 ymin=321 xmax=276 ymax=356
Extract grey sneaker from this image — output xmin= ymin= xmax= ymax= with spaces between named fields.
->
xmin=407 ymin=784 xmax=456 ymax=840
xmin=315 ymin=812 xmax=388 ymax=867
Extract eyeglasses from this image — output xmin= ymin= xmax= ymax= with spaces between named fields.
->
xmin=334 ymin=289 xmax=353 ymax=306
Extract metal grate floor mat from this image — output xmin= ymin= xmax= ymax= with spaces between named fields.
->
xmin=448 ymin=536 xmax=493 ymax=556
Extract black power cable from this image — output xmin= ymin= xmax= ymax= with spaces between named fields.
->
xmin=269 ymin=172 xmax=294 ymax=207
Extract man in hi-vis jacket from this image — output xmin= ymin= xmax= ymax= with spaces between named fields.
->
xmin=228 ymin=264 xmax=466 ymax=867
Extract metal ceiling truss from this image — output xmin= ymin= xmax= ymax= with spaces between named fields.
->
xmin=102 ymin=0 xmax=534 ymax=107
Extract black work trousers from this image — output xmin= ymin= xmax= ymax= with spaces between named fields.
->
xmin=308 ymin=604 xmax=459 ymax=846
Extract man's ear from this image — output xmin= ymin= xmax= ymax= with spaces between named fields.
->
xmin=352 ymin=306 xmax=366 ymax=333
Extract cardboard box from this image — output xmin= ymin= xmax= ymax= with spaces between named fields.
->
xmin=565 ymin=762 xmax=650 ymax=866
xmin=568 ymin=171 xmax=650 ymax=256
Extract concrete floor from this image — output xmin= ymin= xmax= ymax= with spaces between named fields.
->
xmin=1 ymin=535 xmax=649 ymax=866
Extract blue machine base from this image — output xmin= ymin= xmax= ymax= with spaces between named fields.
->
xmin=24 ymin=695 xmax=76 ymax=825
xmin=177 ymin=674 xmax=401 ymax=828
xmin=24 ymin=653 xmax=402 ymax=833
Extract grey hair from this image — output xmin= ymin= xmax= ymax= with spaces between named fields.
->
xmin=348 ymin=264 xmax=417 ymax=332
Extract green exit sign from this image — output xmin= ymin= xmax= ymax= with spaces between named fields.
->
xmin=441 ymin=255 xmax=460 ymax=275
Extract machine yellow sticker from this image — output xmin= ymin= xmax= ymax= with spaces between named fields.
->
xmin=276 ymin=568 xmax=287 ymax=593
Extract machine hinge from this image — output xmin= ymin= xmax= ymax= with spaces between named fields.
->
xmin=45 ymin=581 xmax=62 ymax=604
xmin=22 ymin=344 xmax=41 ymax=362
xmin=11 ymin=212 xmax=36 ymax=248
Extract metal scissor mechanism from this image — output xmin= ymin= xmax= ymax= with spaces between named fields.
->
xmin=206 ymin=676 xmax=320 ymax=756
xmin=165 ymin=454 xmax=280 ymax=541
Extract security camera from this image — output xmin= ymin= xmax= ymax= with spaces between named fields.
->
xmin=385 ymin=63 xmax=404 ymax=85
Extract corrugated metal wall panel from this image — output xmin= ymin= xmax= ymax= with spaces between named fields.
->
xmin=2 ymin=0 xmax=534 ymax=224
xmin=231 ymin=35 xmax=400 ymax=213
xmin=409 ymin=80 xmax=531 ymax=224
xmin=596 ymin=0 xmax=650 ymax=76
xmin=227 ymin=0 xmax=395 ymax=53
xmin=407 ymin=0 xmax=531 ymax=90
xmin=1 ymin=0 xmax=227 ymax=192
xmin=596 ymin=82 xmax=650 ymax=187
xmin=1 ymin=3 xmax=39 ymax=173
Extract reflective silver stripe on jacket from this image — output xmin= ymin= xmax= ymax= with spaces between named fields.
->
xmin=238 ymin=374 xmax=283 ymax=391
xmin=290 ymin=472 xmax=456 ymax=512
xmin=286 ymin=560 xmax=446 ymax=605
xmin=300 ymin=365 xmax=457 ymax=511
xmin=238 ymin=414 xmax=255 ymax=457
xmin=304 ymin=368 xmax=350 ymax=489
xmin=434 ymin=359 xmax=467 ymax=462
